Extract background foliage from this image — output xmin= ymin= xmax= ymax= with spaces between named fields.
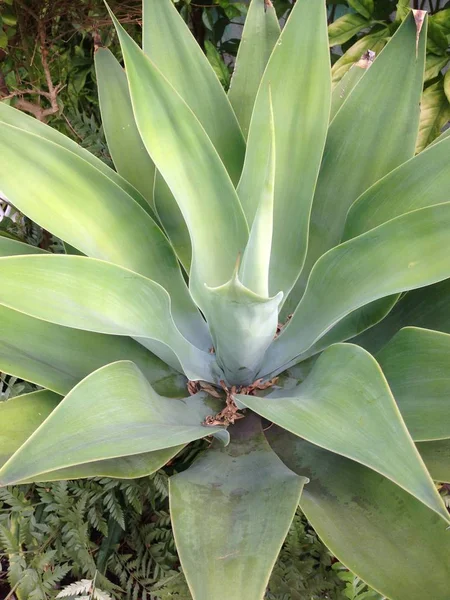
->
xmin=0 ymin=0 xmax=449 ymax=597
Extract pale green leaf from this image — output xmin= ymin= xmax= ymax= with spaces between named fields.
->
xmin=239 ymin=344 xmax=448 ymax=521
xmin=0 ymin=101 xmax=148 ymax=212
xmin=0 ymin=236 xmax=47 ymax=256
xmin=109 ymin=11 xmax=248 ymax=309
xmin=331 ymin=27 xmax=388 ymax=85
xmin=203 ymin=274 xmax=282 ymax=385
xmin=0 ymin=255 xmax=217 ymax=382
xmin=95 ymin=48 xmax=156 ymax=209
xmin=287 ymin=13 xmax=427 ymax=317
xmin=444 ymin=69 xmax=450 ymax=104
xmin=142 ymin=0 xmax=245 ymax=184
xmin=416 ymin=439 xmax=450 ymax=483
xmin=330 ymin=50 xmax=375 ymax=121
xmin=0 ymin=304 xmax=186 ymax=397
xmin=239 ymin=88 xmax=275 ymax=297
xmin=416 ymin=79 xmax=450 ymax=153
xmin=0 ymin=361 xmax=221 ymax=486
xmin=267 ymin=430 xmax=450 ymax=600
xmin=424 ymin=53 xmax=449 ymax=82
xmin=170 ymin=415 xmax=305 ymax=600
xmin=328 ymin=13 xmax=371 ymax=47
xmin=344 ymin=133 xmax=450 ymax=239
xmin=354 ymin=278 xmax=450 ymax=354
xmin=0 ymin=121 xmax=209 ymax=348
xmin=0 ymin=388 xmax=182 ymax=482
xmin=266 ymin=203 xmax=450 ymax=373
xmin=377 ymin=327 xmax=450 ymax=441
xmin=228 ymin=0 xmax=280 ymax=138
xmin=239 ymin=0 xmax=331 ymax=299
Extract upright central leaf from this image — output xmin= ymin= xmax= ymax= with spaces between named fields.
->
xmin=109 ymin=11 xmax=248 ymax=312
xmin=238 ymin=0 xmax=331 ymax=299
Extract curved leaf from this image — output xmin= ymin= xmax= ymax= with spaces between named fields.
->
xmin=267 ymin=430 xmax=450 ymax=600
xmin=109 ymin=11 xmax=248 ymax=308
xmin=354 ymin=278 xmax=450 ymax=354
xmin=344 ymin=134 xmax=450 ymax=240
xmin=0 ymin=304 xmax=186 ymax=397
xmin=330 ymin=50 xmax=375 ymax=121
xmin=0 ymin=236 xmax=47 ymax=256
xmin=170 ymin=414 xmax=306 ymax=600
xmin=227 ymin=0 xmax=280 ymax=138
xmin=95 ymin=47 xmax=156 ymax=209
xmin=0 ymin=389 xmax=182 ymax=482
xmin=328 ymin=14 xmax=371 ymax=47
xmin=267 ymin=203 xmax=450 ymax=372
xmin=142 ymin=0 xmax=245 ymax=185
xmin=0 ymin=255 xmax=216 ymax=382
xmin=0 ymin=361 xmax=221 ymax=486
xmin=0 ymin=101 xmax=148 ymax=212
xmin=286 ymin=13 xmax=427 ymax=316
xmin=0 ymin=390 xmax=60 ymax=468
xmin=239 ymin=343 xmax=448 ymax=521
xmin=416 ymin=79 xmax=450 ymax=152
xmin=239 ymin=0 xmax=330 ymax=299
xmin=0 ymin=122 xmax=208 ymax=348
xmin=377 ymin=327 xmax=450 ymax=441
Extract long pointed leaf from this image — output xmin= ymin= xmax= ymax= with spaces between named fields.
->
xmin=416 ymin=439 xmax=450 ymax=483
xmin=0 ymin=122 xmax=208 ymax=347
xmin=377 ymin=327 xmax=450 ymax=441
xmin=267 ymin=203 xmax=450 ymax=372
xmin=228 ymin=0 xmax=280 ymax=138
xmin=285 ymin=13 xmax=427 ymax=316
xmin=267 ymin=430 xmax=450 ymax=600
xmin=142 ymin=0 xmax=245 ymax=184
xmin=0 ymin=361 xmax=221 ymax=486
xmin=354 ymin=278 xmax=450 ymax=354
xmin=110 ymin=11 xmax=248 ymax=308
xmin=0 ymin=255 xmax=216 ymax=382
xmin=95 ymin=47 xmax=156 ymax=208
xmin=0 ymin=389 xmax=182 ymax=481
xmin=344 ymin=134 xmax=450 ymax=240
xmin=238 ymin=343 xmax=449 ymax=521
xmin=170 ymin=414 xmax=306 ymax=600
xmin=238 ymin=0 xmax=330 ymax=298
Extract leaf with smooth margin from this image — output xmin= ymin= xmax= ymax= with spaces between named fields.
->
xmin=0 ymin=390 xmax=60 ymax=468
xmin=0 ymin=122 xmax=208 ymax=348
xmin=328 ymin=13 xmax=371 ymax=47
xmin=348 ymin=0 xmax=374 ymax=19
xmin=0 ymin=236 xmax=47 ymax=256
xmin=153 ymin=175 xmax=191 ymax=272
xmin=265 ymin=203 xmax=450 ymax=373
xmin=0 ymin=390 xmax=181 ymax=481
xmin=240 ymin=343 xmax=449 ymax=521
xmin=287 ymin=13 xmax=427 ymax=317
xmin=203 ymin=274 xmax=282 ymax=386
xmin=267 ymin=430 xmax=450 ymax=600
xmin=0 ymin=101 xmax=149 ymax=213
xmin=0 ymin=255 xmax=216 ymax=382
xmin=170 ymin=414 xmax=306 ymax=600
xmin=0 ymin=361 xmax=221 ymax=486
xmin=228 ymin=0 xmax=280 ymax=138
xmin=95 ymin=48 xmax=156 ymax=209
xmin=0 ymin=305 xmax=186 ymax=397
xmin=142 ymin=0 xmax=245 ymax=185
xmin=330 ymin=50 xmax=375 ymax=121
xmin=331 ymin=26 xmax=388 ymax=85
xmin=416 ymin=79 xmax=450 ymax=153
xmin=344 ymin=134 xmax=450 ymax=240
xmin=377 ymin=327 xmax=450 ymax=441
xmin=354 ymin=278 xmax=450 ymax=354
xmin=239 ymin=88 xmax=275 ymax=298
xmin=110 ymin=12 xmax=248 ymax=308
xmin=238 ymin=0 xmax=330 ymax=299
xmin=417 ymin=439 xmax=450 ymax=483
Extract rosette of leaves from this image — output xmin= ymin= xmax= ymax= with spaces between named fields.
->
xmin=0 ymin=1 xmax=450 ymax=599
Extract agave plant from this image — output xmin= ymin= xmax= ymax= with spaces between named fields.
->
xmin=0 ymin=0 xmax=450 ymax=598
